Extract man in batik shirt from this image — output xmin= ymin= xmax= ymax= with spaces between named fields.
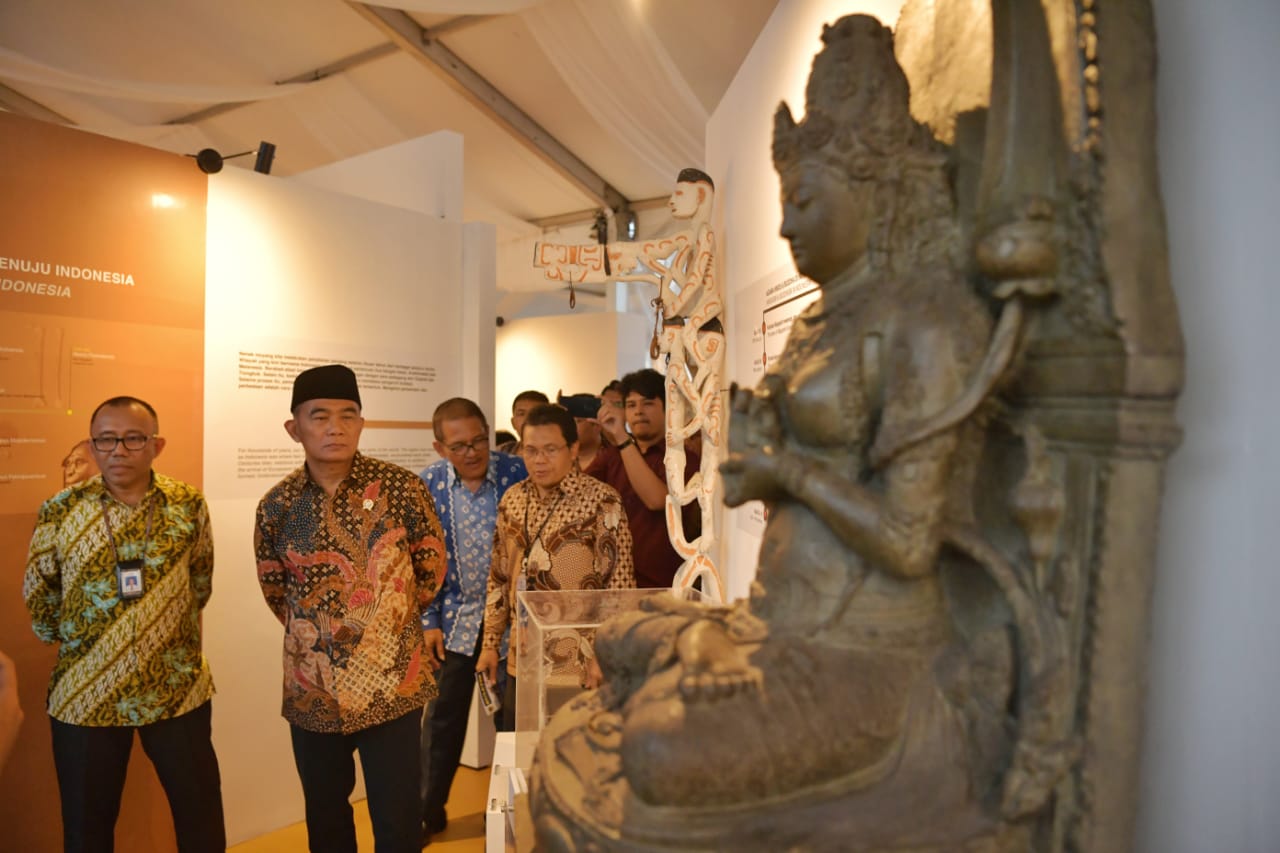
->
xmin=23 ymin=396 xmax=224 ymax=853
xmin=418 ymin=397 xmax=526 ymax=842
xmin=477 ymin=403 xmax=635 ymax=731
xmin=255 ymin=364 xmax=445 ymax=853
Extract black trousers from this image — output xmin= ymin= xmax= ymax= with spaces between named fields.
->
xmin=49 ymin=700 xmax=225 ymax=853
xmin=420 ymin=645 xmax=480 ymax=823
xmin=499 ymin=674 xmax=517 ymax=733
xmin=290 ymin=708 xmax=422 ymax=853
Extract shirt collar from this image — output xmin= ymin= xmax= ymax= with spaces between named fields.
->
xmin=637 ymin=436 xmax=666 ymax=455
xmin=88 ymin=470 xmax=170 ymax=506
xmin=302 ymin=450 xmax=367 ymax=494
xmin=445 ymin=451 xmax=500 ymax=491
xmin=526 ymin=467 xmax=585 ymax=504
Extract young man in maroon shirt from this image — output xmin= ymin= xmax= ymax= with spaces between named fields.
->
xmin=585 ymin=369 xmax=700 ymax=587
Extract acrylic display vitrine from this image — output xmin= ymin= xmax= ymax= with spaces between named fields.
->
xmin=512 ymin=586 xmax=699 ymax=768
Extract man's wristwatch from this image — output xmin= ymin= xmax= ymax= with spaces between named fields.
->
xmin=617 ymin=437 xmax=636 ymax=451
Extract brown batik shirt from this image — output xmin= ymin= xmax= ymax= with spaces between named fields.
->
xmin=255 ymin=452 xmax=445 ymax=733
xmin=483 ymin=468 xmax=635 ymax=676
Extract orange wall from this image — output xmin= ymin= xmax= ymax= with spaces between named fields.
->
xmin=0 ymin=113 xmax=206 ymax=852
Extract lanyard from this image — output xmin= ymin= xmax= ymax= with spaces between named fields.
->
xmin=521 ymin=482 xmax=564 ymax=574
xmin=99 ymin=493 xmax=157 ymax=565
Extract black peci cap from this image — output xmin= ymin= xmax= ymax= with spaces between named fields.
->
xmin=291 ymin=364 xmax=361 ymax=411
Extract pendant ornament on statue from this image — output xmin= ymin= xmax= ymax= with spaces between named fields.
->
xmin=650 ymin=296 xmax=664 ymax=360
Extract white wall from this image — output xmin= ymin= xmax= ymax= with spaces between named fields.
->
xmin=296 ymin=131 xmax=497 ymax=419
xmin=494 ymin=312 xmax=651 ymax=432
xmin=296 ymin=130 xmax=464 ymax=222
xmin=709 ymin=0 xmax=1280 ymax=849
xmin=202 ymin=161 xmax=481 ymax=844
xmin=1137 ymin=1 xmax=1280 ymax=851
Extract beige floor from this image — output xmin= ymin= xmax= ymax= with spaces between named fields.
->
xmin=229 ymin=765 xmax=489 ymax=852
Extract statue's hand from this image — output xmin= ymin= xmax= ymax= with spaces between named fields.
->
xmin=721 ymin=447 xmax=787 ymax=506
xmin=728 ymin=379 xmax=784 ymax=456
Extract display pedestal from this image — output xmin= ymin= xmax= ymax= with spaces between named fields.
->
xmin=512 ymin=792 xmax=536 ymax=851
xmin=486 ymin=732 xmax=516 ymax=853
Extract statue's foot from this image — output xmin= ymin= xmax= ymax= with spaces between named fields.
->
xmin=677 ymin=658 xmax=762 ymax=700
xmin=673 ymin=619 xmax=762 ymax=701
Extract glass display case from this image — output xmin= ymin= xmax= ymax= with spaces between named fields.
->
xmin=512 ymin=586 xmax=697 ymax=768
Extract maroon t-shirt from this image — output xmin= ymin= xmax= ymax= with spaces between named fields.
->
xmin=585 ymin=439 xmax=701 ymax=588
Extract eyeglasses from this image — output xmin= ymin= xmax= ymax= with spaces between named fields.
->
xmin=90 ymin=434 xmax=156 ymax=452
xmin=445 ymin=436 xmax=490 ymax=456
xmin=522 ymin=444 xmax=567 ymax=461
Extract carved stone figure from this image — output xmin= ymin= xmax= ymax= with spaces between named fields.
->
xmin=529 ymin=1 xmax=1182 ymax=850
xmin=534 ymin=171 xmax=727 ymax=602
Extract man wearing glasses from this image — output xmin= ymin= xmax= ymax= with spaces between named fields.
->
xmin=478 ymin=403 xmax=635 ymax=730
xmin=23 ymin=396 xmax=225 ymax=852
xmin=417 ymin=397 xmax=526 ymax=844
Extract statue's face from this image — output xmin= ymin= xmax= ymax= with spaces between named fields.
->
xmin=779 ymin=161 xmax=871 ymax=283
xmin=668 ymin=181 xmax=705 ymax=220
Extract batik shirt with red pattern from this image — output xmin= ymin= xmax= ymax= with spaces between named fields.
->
xmin=255 ymin=452 xmax=445 ymax=734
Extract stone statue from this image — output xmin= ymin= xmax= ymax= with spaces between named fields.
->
xmin=529 ymin=1 xmax=1183 ymax=850
xmin=534 ymin=171 xmax=727 ymax=602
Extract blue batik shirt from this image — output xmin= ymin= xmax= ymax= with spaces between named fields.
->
xmin=420 ymin=450 xmax=526 ymax=657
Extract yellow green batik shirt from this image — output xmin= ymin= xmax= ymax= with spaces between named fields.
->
xmin=22 ymin=473 xmax=216 ymax=726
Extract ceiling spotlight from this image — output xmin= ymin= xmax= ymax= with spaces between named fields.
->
xmin=254 ymin=142 xmax=276 ymax=175
xmin=187 ymin=141 xmax=278 ymax=175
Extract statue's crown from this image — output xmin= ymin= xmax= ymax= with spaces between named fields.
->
xmin=773 ymin=15 xmax=917 ymax=176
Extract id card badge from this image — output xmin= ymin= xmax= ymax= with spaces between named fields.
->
xmin=475 ymin=671 xmax=502 ymax=716
xmin=116 ymin=559 xmax=144 ymax=600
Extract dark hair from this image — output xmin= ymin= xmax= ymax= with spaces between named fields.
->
xmin=90 ymin=396 xmax=159 ymax=431
xmin=620 ymin=369 xmax=665 ymax=405
xmin=522 ymin=403 xmax=577 ymax=446
xmin=676 ymin=168 xmax=714 ymax=190
xmin=431 ymin=398 xmax=488 ymax=441
xmin=600 ymin=380 xmax=623 ymax=397
xmin=495 ymin=429 xmax=517 ymax=447
xmin=512 ymin=390 xmax=549 ymax=411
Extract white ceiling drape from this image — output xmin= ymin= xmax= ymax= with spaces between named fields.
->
xmin=367 ymin=0 xmax=543 ymax=12
xmin=521 ymin=0 xmax=708 ymax=186
xmin=0 ymin=47 xmax=308 ymax=104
